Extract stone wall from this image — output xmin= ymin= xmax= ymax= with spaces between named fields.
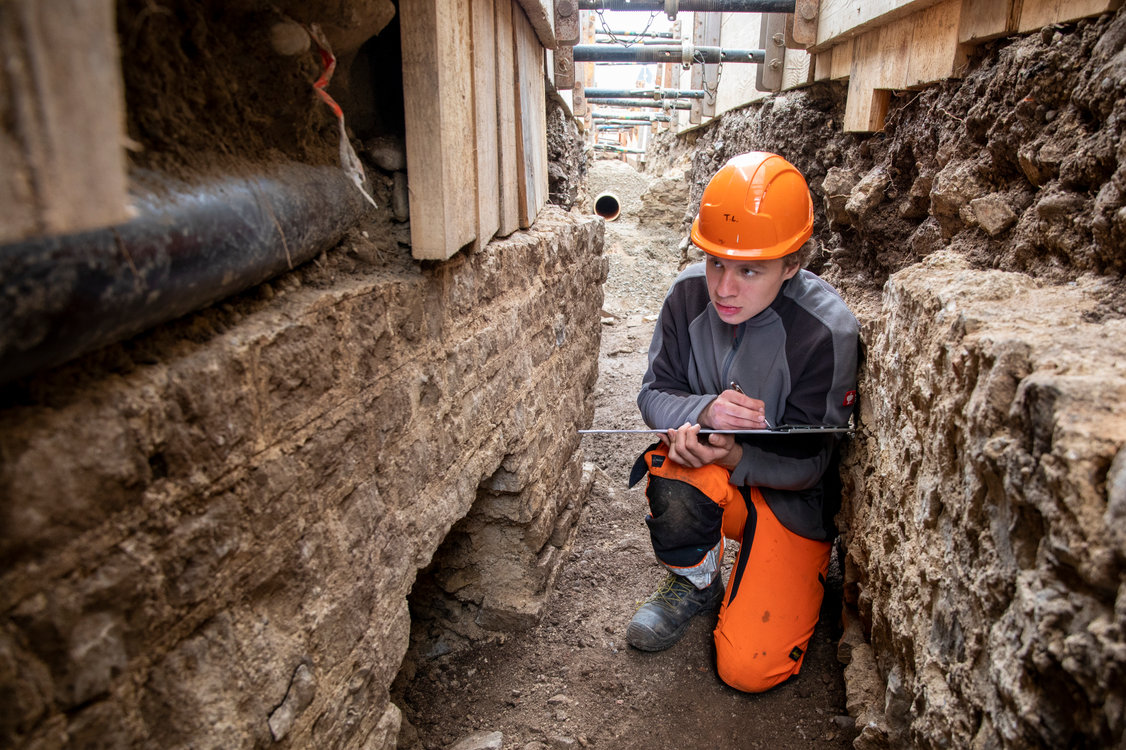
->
xmin=0 ymin=209 xmax=607 ymax=749
xmin=647 ymin=8 xmax=1126 ymax=748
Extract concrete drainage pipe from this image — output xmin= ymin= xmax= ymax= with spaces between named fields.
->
xmin=594 ymin=192 xmax=621 ymax=221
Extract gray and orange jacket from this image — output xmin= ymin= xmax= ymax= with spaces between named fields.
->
xmin=637 ymin=262 xmax=860 ymax=540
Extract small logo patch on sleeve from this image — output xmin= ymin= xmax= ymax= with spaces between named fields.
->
xmin=651 ymin=454 xmax=665 ymax=468
xmin=789 ymin=646 xmax=804 ymax=662
xmin=843 ymin=390 xmax=857 ymax=407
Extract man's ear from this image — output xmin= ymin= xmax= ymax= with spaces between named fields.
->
xmin=781 ymin=261 xmax=800 ymax=280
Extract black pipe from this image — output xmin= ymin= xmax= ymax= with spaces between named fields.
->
xmin=0 ymin=163 xmax=368 ymax=386
xmin=574 ymin=45 xmax=764 ymax=64
xmin=579 ymin=0 xmax=794 ymax=10
xmin=588 ymin=98 xmax=693 ymax=109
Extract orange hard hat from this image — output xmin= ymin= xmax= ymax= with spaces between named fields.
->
xmin=690 ymin=152 xmax=814 ymax=261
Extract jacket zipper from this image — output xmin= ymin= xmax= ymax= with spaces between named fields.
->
xmin=719 ymin=322 xmax=743 ymax=388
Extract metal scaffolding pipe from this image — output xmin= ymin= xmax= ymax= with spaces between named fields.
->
xmin=584 ymin=88 xmax=706 ymax=99
xmin=592 ymin=113 xmax=672 ymax=122
xmin=579 ymin=0 xmax=795 ymax=11
xmin=588 ymin=97 xmax=693 ymax=109
xmin=0 ymin=164 xmax=368 ymax=385
xmin=594 ymin=144 xmax=647 ymax=155
xmin=574 ymin=45 xmax=764 ymax=64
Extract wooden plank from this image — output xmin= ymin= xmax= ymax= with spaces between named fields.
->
xmin=472 ymin=0 xmax=500 ymax=249
xmin=876 ymin=14 xmax=913 ymax=89
xmin=958 ymin=0 xmax=1015 ymax=43
xmin=1019 ymin=0 xmax=1120 ymax=30
xmin=513 ymin=0 xmax=555 ymax=46
xmin=401 ymin=0 xmax=478 ymax=260
xmin=830 ymin=38 xmax=854 ymax=79
xmin=513 ymin=4 xmax=547 ymax=227
xmin=812 ymin=0 xmax=945 ymax=51
xmin=496 ymin=0 xmax=520 ymax=237
xmin=781 ymin=48 xmax=813 ymax=90
xmin=0 ymin=0 xmax=130 ymax=244
xmin=843 ymin=29 xmax=890 ymax=131
xmin=813 ymin=50 xmax=834 ymax=81
xmin=905 ymin=0 xmax=967 ymax=87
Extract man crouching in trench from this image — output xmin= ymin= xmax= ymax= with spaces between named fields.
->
xmin=626 ymin=151 xmax=860 ymax=693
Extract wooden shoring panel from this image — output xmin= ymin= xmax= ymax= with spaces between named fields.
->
xmin=401 ymin=0 xmax=477 ymax=260
xmin=1018 ymin=0 xmax=1122 ymax=31
xmin=957 ymin=0 xmax=1016 ymax=43
xmin=842 ymin=0 xmax=965 ymax=132
xmin=813 ymin=0 xmax=946 ymax=51
xmin=0 ymin=0 xmax=130 ymax=244
xmin=513 ymin=3 xmax=548 ymax=228
xmin=830 ymin=38 xmax=854 ymax=79
xmin=472 ymin=0 xmax=501 ymax=249
xmin=905 ymin=0 xmax=967 ymax=86
xmin=496 ymin=0 xmax=521 ymax=237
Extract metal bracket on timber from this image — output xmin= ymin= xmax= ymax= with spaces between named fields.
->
xmin=554 ymin=0 xmax=579 ymax=88
xmin=756 ymin=13 xmax=788 ymax=91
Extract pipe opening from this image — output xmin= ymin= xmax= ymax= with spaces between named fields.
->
xmin=594 ymin=192 xmax=621 ymax=221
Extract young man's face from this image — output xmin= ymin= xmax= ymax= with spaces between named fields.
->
xmin=704 ymin=254 xmax=799 ymax=325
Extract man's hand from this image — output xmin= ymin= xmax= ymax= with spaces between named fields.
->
xmin=699 ymin=387 xmax=769 ymax=430
xmin=660 ymin=422 xmax=743 ymax=470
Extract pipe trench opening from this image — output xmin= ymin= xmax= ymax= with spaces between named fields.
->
xmin=594 ymin=192 xmax=621 ymax=221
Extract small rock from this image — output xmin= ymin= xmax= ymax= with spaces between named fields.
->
xmin=270 ymin=21 xmax=310 ymax=56
xmin=268 ymin=664 xmax=316 ymax=741
xmin=367 ymin=134 xmax=408 ymax=173
xmin=549 ymin=736 xmax=577 ymax=750
xmin=449 ymin=730 xmax=504 ymax=750
xmin=969 ymin=194 xmax=1018 ymax=237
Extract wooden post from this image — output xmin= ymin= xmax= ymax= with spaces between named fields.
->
xmin=473 ymin=0 xmax=501 ymax=249
xmin=496 ymin=0 xmax=521 ymax=237
xmin=0 ymin=0 xmax=130 ymax=244
xmin=401 ymin=0 xmax=478 ymax=260
xmin=513 ymin=4 xmax=548 ymax=228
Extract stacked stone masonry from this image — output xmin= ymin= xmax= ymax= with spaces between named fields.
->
xmin=0 ymin=209 xmax=607 ymax=749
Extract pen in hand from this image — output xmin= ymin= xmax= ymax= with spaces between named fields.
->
xmin=729 ymin=381 xmax=772 ymax=428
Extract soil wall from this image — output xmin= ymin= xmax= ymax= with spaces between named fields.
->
xmin=0 ymin=210 xmax=605 ymax=749
xmin=648 ymin=9 xmax=1126 ymax=748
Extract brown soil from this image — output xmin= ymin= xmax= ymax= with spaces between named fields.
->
xmin=396 ymin=159 xmax=860 ymax=750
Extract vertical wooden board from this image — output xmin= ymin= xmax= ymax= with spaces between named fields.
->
xmin=472 ymin=0 xmax=500 ymax=248
xmin=1020 ymin=0 xmax=1120 ymax=30
xmin=958 ymin=0 xmax=1014 ymax=43
xmin=815 ymin=0 xmax=946 ymax=49
xmin=496 ymin=0 xmax=520 ymax=237
xmin=814 ymin=50 xmax=833 ymax=80
xmin=513 ymin=5 xmax=546 ymax=228
xmin=876 ymin=15 xmax=913 ymax=89
xmin=906 ymin=0 xmax=967 ymax=87
xmin=830 ymin=38 xmax=854 ymax=79
xmin=843 ymin=28 xmax=889 ymax=131
xmin=534 ymin=48 xmax=548 ymax=217
xmin=0 ymin=0 xmax=130 ymax=243
xmin=402 ymin=0 xmax=478 ymax=260
xmin=782 ymin=49 xmax=813 ymax=90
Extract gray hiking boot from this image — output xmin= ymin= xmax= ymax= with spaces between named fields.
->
xmin=626 ymin=573 xmax=725 ymax=652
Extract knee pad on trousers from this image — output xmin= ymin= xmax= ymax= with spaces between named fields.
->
xmin=629 ymin=442 xmax=741 ymax=569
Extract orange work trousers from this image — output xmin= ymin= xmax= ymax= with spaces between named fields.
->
xmin=714 ymin=486 xmax=831 ymax=693
xmin=632 ymin=443 xmax=831 ymax=692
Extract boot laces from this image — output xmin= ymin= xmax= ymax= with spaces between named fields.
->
xmin=647 ymin=574 xmax=696 ymax=613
